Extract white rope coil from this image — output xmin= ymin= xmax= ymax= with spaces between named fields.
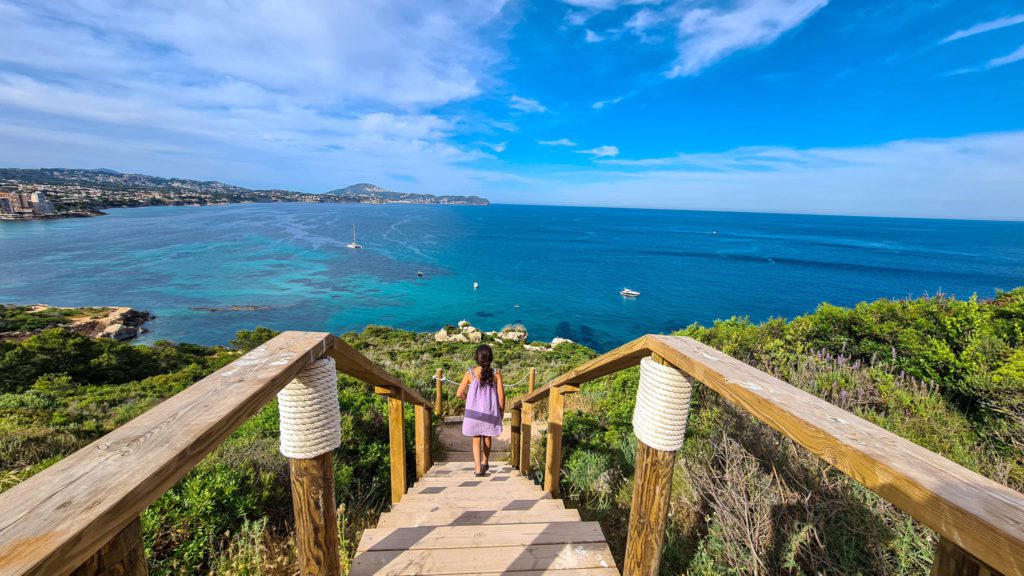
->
xmin=632 ymin=356 xmax=693 ymax=452
xmin=277 ymin=357 xmax=341 ymax=460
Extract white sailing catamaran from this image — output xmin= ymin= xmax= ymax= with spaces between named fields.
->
xmin=346 ymin=224 xmax=363 ymax=249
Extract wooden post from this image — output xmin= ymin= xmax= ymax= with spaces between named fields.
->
xmin=435 ymin=368 xmax=443 ymax=416
xmin=543 ymin=385 xmax=566 ymax=497
xmin=623 ymin=441 xmax=676 ymax=576
xmin=289 ymin=452 xmax=342 ymax=576
xmin=414 ymin=403 xmax=431 ymax=478
xmin=70 ymin=517 xmax=147 ymax=576
xmin=623 ymin=353 xmax=687 ymax=576
xmin=387 ymin=393 xmax=407 ymax=505
xmin=520 ymin=402 xmax=533 ymax=476
xmin=528 ymin=367 xmax=535 ymax=394
xmin=931 ymin=536 xmax=1001 ymax=576
xmin=510 ymin=407 xmax=521 ymax=469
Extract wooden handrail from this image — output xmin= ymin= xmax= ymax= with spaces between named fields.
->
xmin=327 ymin=339 xmax=432 ymax=409
xmin=0 ymin=331 xmax=432 ymax=576
xmin=514 ymin=334 xmax=1024 ymax=575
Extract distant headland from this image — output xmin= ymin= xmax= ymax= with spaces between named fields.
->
xmin=0 ymin=168 xmax=488 ymax=219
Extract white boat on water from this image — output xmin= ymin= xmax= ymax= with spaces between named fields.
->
xmin=346 ymin=224 xmax=363 ymax=249
xmin=620 ymin=288 xmax=640 ymax=297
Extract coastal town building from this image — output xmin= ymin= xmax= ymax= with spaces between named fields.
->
xmin=0 ymin=191 xmax=54 ymax=219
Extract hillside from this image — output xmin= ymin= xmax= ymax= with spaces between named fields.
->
xmin=324 ymin=182 xmax=489 ymax=205
xmin=0 ymin=169 xmax=489 ymax=215
xmin=0 ymin=289 xmax=1021 ymax=574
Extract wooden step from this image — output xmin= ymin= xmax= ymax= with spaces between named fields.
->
xmin=392 ymin=499 xmax=558 ymax=511
xmin=350 ymin=542 xmax=616 ymax=575
xmin=375 ymin=508 xmax=582 ymax=529
xmin=358 ymin=521 xmax=607 ymax=552
xmin=399 ymin=492 xmax=550 ymax=503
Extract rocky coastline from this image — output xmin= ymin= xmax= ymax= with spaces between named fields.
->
xmin=0 ymin=305 xmax=153 ymax=341
xmin=433 ymin=320 xmax=573 ymax=352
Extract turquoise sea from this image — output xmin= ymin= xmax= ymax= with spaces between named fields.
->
xmin=1 ymin=203 xmax=1022 ymax=351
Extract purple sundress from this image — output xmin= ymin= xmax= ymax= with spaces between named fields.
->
xmin=462 ymin=368 xmax=503 ymax=437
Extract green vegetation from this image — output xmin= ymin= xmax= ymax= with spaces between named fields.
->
xmin=1 ymin=290 xmax=1022 ymax=574
xmin=549 ymin=288 xmax=1024 ymax=575
xmin=0 ymin=304 xmax=111 ymax=333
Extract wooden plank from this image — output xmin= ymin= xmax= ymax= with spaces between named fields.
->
xmin=289 ymin=452 xmax=341 ymax=576
xmin=414 ymin=473 xmax=527 ymax=483
xmin=622 ymin=441 xmax=676 ymax=576
xmin=543 ymin=386 xmax=565 ymax=498
xmin=510 ymin=408 xmax=521 ymax=469
xmin=397 ymin=494 xmax=551 ymax=506
xmin=513 ymin=336 xmax=649 ymax=408
xmin=529 ymin=368 xmax=536 ymax=394
xmin=421 ymin=565 xmax=618 ymax=569
xmin=374 ymin=509 xmax=581 ymax=529
xmin=392 ymin=498 xmax=562 ymax=512
xmin=328 ymin=339 xmax=433 ymax=409
xmin=435 ymin=368 xmax=443 ymax=416
xmin=646 ymin=334 xmax=1024 ymax=576
xmin=388 ymin=396 xmax=407 ymax=505
xmin=931 ymin=537 xmax=1001 ymax=576
xmin=350 ymin=542 xmax=616 ymax=575
xmin=0 ymin=331 xmax=333 ymax=576
xmin=520 ymin=403 xmax=534 ymax=476
xmin=357 ymin=521 xmax=606 ymax=552
xmin=415 ymin=404 xmax=431 ymax=479
xmin=69 ymin=517 xmax=147 ymax=576
xmin=407 ymin=485 xmax=543 ymax=497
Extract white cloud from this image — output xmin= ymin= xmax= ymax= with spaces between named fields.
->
xmin=669 ymin=0 xmax=829 ymax=77
xmin=941 ymin=14 xmax=1024 ymax=44
xmin=543 ymin=131 xmax=1024 ymax=219
xmin=561 ymin=0 xmax=660 ymax=9
xmin=592 ymin=92 xmax=635 ymax=109
xmin=0 ymin=0 xmax=519 ymax=194
xmin=579 ymin=145 xmax=620 ymax=157
xmin=585 ymin=29 xmax=605 ymax=42
xmin=539 ymin=138 xmax=578 ymax=146
xmin=489 ymin=141 xmax=508 ymax=153
xmin=509 ymin=95 xmax=548 ymax=113
xmin=625 ymin=8 xmax=665 ymax=38
xmin=988 ymin=44 xmax=1024 ymax=69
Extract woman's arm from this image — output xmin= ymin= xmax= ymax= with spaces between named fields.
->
xmin=495 ymin=369 xmax=505 ymax=412
xmin=456 ymin=370 xmax=471 ymax=400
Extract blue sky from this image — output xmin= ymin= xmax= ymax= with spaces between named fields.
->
xmin=0 ymin=0 xmax=1022 ymax=219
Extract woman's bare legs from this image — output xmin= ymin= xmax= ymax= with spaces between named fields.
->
xmin=482 ymin=436 xmax=492 ymax=467
xmin=472 ymin=435 xmax=483 ymax=474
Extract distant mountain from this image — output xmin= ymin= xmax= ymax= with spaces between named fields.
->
xmin=324 ymin=182 xmax=488 ymax=205
xmin=0 ymin=169 xmax=489 ymax=218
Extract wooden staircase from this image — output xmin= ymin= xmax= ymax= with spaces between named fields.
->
xmin=351 ymin=461 xmax=618 ymax=575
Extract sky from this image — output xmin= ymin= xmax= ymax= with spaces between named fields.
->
xmin=0 ymin=0 xmax=1022 ymax=219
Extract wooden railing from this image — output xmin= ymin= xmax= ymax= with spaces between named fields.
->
xmin=509 ymin=334 xmax=1024 ymax=576
xmin=0 ymin=332 xmax=433 ymax=576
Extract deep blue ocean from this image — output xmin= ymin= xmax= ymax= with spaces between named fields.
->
xmin=1 ymin=203 xmax=1022 ymax=351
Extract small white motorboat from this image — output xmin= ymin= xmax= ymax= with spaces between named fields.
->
xmin=346 ymin=224 xmax=363 ymax=249
xmin=473 ymin=282 xmax=479 ymax=290
xmin=620 ymin=288 xmax=640 ymax=297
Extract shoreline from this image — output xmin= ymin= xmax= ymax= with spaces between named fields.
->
xmin=0 ymin=304 xmax=153 ymax=341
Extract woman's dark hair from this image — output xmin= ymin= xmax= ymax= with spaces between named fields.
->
xmin=475 ymin=344 xmax=495 ymax=385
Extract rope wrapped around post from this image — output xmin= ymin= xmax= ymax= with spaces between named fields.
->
xmin=278 ymin=357 xmax=341 ymax=459
xmin=632 ymin=356 xmax=692 ymax=452
xmin=624 ymin=355 xmax=692 ymax=576
xmin=277 ymin=356 xmax=342 ymax=576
